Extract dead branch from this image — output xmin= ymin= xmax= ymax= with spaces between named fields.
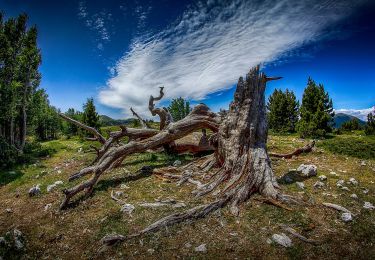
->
xmin=148 ymin=87 xmax=173 ymax=130
xmin=59 ymin=113 xmax=106 ymax=144
xmin=130 ymin=107 xmax=151 ymax=129
xmin=269 ymin=141 xmax=315 ymax=159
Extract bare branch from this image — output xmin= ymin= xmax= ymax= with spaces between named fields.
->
xmin=148 ymin=87 xmax=173 ymax=130
xmin=269 ymin=141 xmax=315 ymax=159
xmin=130 ymin=107 xmax=151 ymax=129
xmin=59 ymin=113 xmax=106 ymax=144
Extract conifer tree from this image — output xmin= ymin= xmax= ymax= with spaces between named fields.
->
xmin=365 ymin=107 xmax=375 ymax=135
xmin=167 ymin=97 xmax=191 ymax=121
xmin=82 ymin=98 xmax=100 ymax=136
xmin=267 ymin=89 xmax=299 ymax=132
xmin=297 ymin=78 xmax=334 ymax=138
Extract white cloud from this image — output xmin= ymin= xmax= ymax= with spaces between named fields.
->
xmin=99 ymin=0 xmax=364 ymax=118
xmin=335 ymin=107 xmax=374 ymax=121
xmin=78 ymin=1 xmax=111 ymax=50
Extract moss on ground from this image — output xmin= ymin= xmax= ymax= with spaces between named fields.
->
xmin=0 ymin=133 xmax=374 ymax=259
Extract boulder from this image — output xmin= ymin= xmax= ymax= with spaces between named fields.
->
xmin=28 ymin=184 xmax=41 ymax=197
xmin=270 ymin=233 xmax=292 ymax=248
xmin=194 ymin=244 xmax=207 ymax=252
xmin=297 ymin=164 xmax=317 ymax=177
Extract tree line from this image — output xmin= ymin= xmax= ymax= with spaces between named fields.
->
xmin=267 ymin=77 xmax=374 ymax=137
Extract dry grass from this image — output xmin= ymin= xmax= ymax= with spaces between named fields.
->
xmin=1 ymin=134 xmax=374 ymax=259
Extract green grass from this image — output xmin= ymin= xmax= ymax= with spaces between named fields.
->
xmin=318 ymin=134 xmax=375 ymax=159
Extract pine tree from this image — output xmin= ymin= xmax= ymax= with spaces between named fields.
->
xmin=82 ymin=98 xmax=100 ymax=136
xmin=365 ymin=107 xmax=375 ymax=135
xmin=62 ymin=108 xmax=82 ymax=137
xmin=267 ymin=89 xmax=299 ymax=132
xmin=297 ymin=78 xmax=334 ymax=138
xmin=167 ymin=97 xmax=191 ymax=121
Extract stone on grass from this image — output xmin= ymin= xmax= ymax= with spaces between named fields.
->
xmin=296 ymin=182 xmax=305 ymax=190
xmin=336 ymin=180 xmax=344 ymax=187
xmin=329 ymin=171 xmax=339 ymax=177
xmin=350 ymin=194 xmax=358 ymax=199
xmin=363 ymin=189 xmax=369 ymax=194
xmin=341 ymin=212 xmax=353 ymax=222
xmin=44 ymin=203 xmax=52 ymax=211
xmin=341 ymin=186 xmax=350 ymax=192
xmin=297 ymin=164 xmax=317 ymax=177
xmin=147 ymin=248 xmax=155 ymax=254
xmin=120 ymin=204 xmax=135 ymax=215
xmin=313 ymin=181 xmax=325 ymax=189
xmin=363 ymin=202 xmax=375 ymax=210
xmin=318 ymin=175 xmax=327 ymax=181
xmin=348 ymin=178 xmax=358 ymax=186
xmin=46 ymin=180 xmax=64 ymax=192
xmin=271 ymin=233 xmax=292 ymax=248
xmin=120 ymin=184 xmax=130 ymax=189
xmin=5 ymin=208 xmax=12 ymax=213
xmin=185 ymin=242 xmax=192 ymax=248
xmin=360 ymin=161 xmax=366 ymax=166
xmin=28 ymin=184 xmax=41 ymax=197
xmin=194 ymin=244 xmax=207 ymax=252
xmin=173 ymin=160 xmax=182 ymax=167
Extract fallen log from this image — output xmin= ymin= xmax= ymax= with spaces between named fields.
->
xmin=269 ymin=141 xmax=315 ymax=159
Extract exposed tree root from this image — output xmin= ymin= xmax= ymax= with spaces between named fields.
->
xmin=269 ymin=141 xmax=315 ymax=159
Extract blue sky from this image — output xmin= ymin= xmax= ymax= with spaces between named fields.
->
xmin=1 ymin=0 xmax=374 ymax=120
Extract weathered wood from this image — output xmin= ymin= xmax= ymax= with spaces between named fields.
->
xmin=148 ymin=87 xmax=173 ymax=130
xmin=130 ymin=107 xmax=151 ymax=129
xmin=59 ymin=113 xmax=106 ymax=144
xmin=269 ymin=141 xmax=315 ymax=159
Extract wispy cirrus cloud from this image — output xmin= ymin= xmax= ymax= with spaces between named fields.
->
xmin=335 ymin=107 xmax=374 ymax=121
xmin=78 ymin=1 xmax=112 ymax=51
xmin=99 ymin=0 xmax=365 ymax=117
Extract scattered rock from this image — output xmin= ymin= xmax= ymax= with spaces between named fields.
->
xmin=147 ymin=249 xmax=155 ymax=254
xmin=341 ymin=212 xmax=353 ymax=222
xmin=270 ymin=233 xmax=292 ymax=248
xmin=297 ymin=164 xmax=317 ymax=177
xmin=173 ymin=160 xmax=182 ymax=167
xmin=363 ymin=189 xmax=369 ymax=194
xmin=329 ymin=171 xmax=339 ymax=177
xmin=336 ymin=180 xmax=345 ymax=187
xmin=350 ymin=194 xmax=358 ymax=199
xmin=5 ymin=208 xmax=12 ymax=213
xmin=57 ymin=170 xmax=62 ymax=174
xmin=44 ymin=203 xmax=52 ymax=211
xmin=194 ymin=244 xmax=207 ymax=252
xmin=184 ymin=242 xmax=192 ymax=248
xmin=6 ymin=229 xmax=25 ymax=251
xmin=313 ymin=181 xmax=325 ymax=189
xmin=363 ymin=202 xmax=375 ymax=210
xmin=47 ymin=181 xmax=64 ymax=192
xmin=120 ymin=204 xmax=135 ymax=215
xmin=78 ymin=147 xmax=83 ymax=153
xmin=318 ymin=175 xmax=327 ymax=181
xmin=360 ymin=161 xmax=367 ymax=166
xmin=348 ymin=178 xmax=358 ymax=186
xmin=296 ymin=182 xmax=305 ymax=190
xmin=341 ymin=186 xmax=350 ymax=192
xmin=115 ymin=191 xmax=125 ymax=197
xmin=28 ymin=184 xmax=41 ymax=197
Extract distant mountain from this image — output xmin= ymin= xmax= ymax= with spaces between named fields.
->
xmin=99 ymin=115 xmax=132 ymax=126
xmin=333 ymin=113 xmax=366 ymax=128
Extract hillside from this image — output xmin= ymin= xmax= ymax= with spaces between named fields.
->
xmin=99 ymin=115 xmax=133 ymax=126
xmin=333 ymin=113 xmax=366 ymax=128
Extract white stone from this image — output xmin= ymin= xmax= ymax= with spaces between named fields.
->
xmin=297 ymin=164 xmax=317 ymax=177
xmin=5 ymin=208 xmax=12 ymax=213
xmin=360 ymin=161 xmax=366 ymax=166
xmin=44 ymin=203 xmax=52 ymax=211
xmin=147 ymin=249 xmax=155 ymax=254
xmin=329 ymin=171 xmax=339 ymax=177
xmin=341 ymin=212 xmax=353 ymax=222
xmin=54 ymin=180 xmax=64 ymax=185
xmin=336 ymin=180 xmax=344 ymax=187
xmin=313 ymin=181 xmax=325 ymax=189
xmin=78 ymin=147 xmax=83 ymax=153
xmin=318 ymin=175 xmax=327 ymax=181
xmin=173 ymin=160 xmax=182 ymax=167
xmin=47 ymin=184 xmax=56 ymax=192
xmin=341 ymin=186 xmax=350 ymax=192
xmin=363 ymin=189 xmax=369 ymax=194
xmin=348 ymin=178 xmax=358 ymax=186
xmin=185 ymin=242 xmax=192 ymax=248
xmin=363 ymin=202 xmax=375 ymax=210
xmin=194 ymin=244 xmax=207 ymax=252
xmin=120 ymin=204 xmax=135 ymax=215
xmin=28 ymin=184 xmax=41 ymax=196
xmin=120 ymin=184 xmax=130 ymax=189
xmin=350 ymin=194 xmax=358 ymax=199
xmin=57 ymin=170 xmax=62 ymax=174
xmin=296 ymin=182 xmax=305 ymax=190
xmin=271 ymin=233 xmax=292 ymax=248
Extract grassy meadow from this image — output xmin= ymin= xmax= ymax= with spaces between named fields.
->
xmin=1 ymin=130 xmax=375 ymax=259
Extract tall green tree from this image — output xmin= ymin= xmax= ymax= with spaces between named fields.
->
xmin=267 ymin=89 xmax=299 ymax=132
xmin=297 ymin=78 xmax=334 ymax=138
xmin=167 ymin=97 xmax=191 ymax=121
xmin=365 ymin=107 xmax=375 ymax=135
xmin=62 ymin=108 xmax=82 ymax=137
xmin=82 ymin=98 xmax=100 ymax=136
xmin=0 ymin=13 xmax=41 ymax=150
